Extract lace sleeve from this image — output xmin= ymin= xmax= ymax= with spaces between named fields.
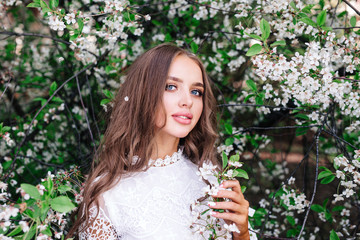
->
xmin=79 ymin=205 xmax=121 ymax=240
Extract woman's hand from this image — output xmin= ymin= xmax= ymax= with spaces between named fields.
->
xmin=209 ymin=180 xmax=250 ymax=240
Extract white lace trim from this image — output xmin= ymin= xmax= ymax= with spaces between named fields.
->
xmin=150 ymin=148 xmax=183 ymax=167
xmin=79 ymin=206 xmax=122 ymax=240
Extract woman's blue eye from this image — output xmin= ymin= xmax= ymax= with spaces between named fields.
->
xmin=191 ymin=89 xmax=203 ymax=96
xmin=165 ymin=84 xmax=176 ymax=91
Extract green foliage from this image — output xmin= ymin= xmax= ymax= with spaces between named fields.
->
xmin=246 ymin=44 xmax=263 ymax=56
xmin=50 ymin=196 xmax=76 ymax=213
xmin=260 ymin=19 xmax=271 ymax=40
xmin=330 ymin=230 xmax=340 ymax=240
xmin=317 ymin=10 xmax=327 ymax=26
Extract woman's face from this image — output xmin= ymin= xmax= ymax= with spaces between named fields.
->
xmin=155 ymin=54 xmax=204 ymax=141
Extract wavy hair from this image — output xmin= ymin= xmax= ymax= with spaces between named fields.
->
xmin=68 ymin=43 xmax=218 ymax=237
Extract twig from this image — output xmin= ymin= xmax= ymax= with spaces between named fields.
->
xmin=0 ymin=78 xmax=12 ymax=102
xmin=219 ymin=103 xmax=326 ymax=115
xmin=333 ymin=26 xmax=360 ymax=29
xmin=85 ymin=74 xmax=101 ymax=139
xmin=75 ymin=75 xmax=97 ymax=154
xmin=333 ymin=77 xmax=360 ymax=82
xmin=0 ymin=31 xmax=70 ymax=45
xmin=16 ymin=155 xmax=63 ymax=168
xmin=342 ymin=0 xmax=360 ymax=17
xmin=234 ymin=124 xmax=320 ymax=134
xmin=297 ymin=131 xmax=321 ymax=239
xmin=322 ymin=129 xmax=357 ymax=150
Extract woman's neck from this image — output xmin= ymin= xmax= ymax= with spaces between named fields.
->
xmin=152 ymin=134 xmax=180 ymax=159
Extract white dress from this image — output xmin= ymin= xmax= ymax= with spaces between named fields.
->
xmin=79 ymin=149 xmax=257 ymax=240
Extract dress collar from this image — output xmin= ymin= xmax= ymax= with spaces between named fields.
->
xmin=150 ymin=148 xmax=183 ymax=167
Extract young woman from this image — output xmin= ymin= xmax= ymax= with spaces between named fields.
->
xmin=68 ymin=43 xmax=255 ymax=239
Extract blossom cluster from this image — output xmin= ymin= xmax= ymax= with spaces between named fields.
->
xmin=190 ymin=155 xmax=257 ymax=239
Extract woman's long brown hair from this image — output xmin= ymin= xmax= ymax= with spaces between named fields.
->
xmin=67 ymin=43 xmax=218 ymax=238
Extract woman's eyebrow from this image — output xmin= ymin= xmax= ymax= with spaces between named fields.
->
xmin=168 ymin=76 xmax=204 ymax=88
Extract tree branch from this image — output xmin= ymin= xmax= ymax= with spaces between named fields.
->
xmin=0 ymin=31 xmax=71 ymax=45
xmin=342 ymin=0 xmax=360 ymax=17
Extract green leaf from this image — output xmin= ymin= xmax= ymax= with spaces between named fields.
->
xmin=350 ymin=16 xmax=356 ymax=27
xmin=40 ymin=205 xmax=50 ymax=221
xmin=233 ymin=169 xmax=249 ymax=179
xmin=40 ymin=0 xmax=47 ymax=8
xmin=301 ymin=4 xmax=315 ymax=13
xmin=224 ymin=123 xmax=233 ymax=135
xmin=332 ymin=206 xmax=345 ymax=212
xmin=190 ymin=42 xmax=198 ymax=54
xmin=7 ymin=226 xmax=22 ymax=236
xmin=330 ymin=230 xmax=340 ymax=240
xmin=24 ymin=226 xmax=36 ymax=240
xmin=21 ymin=183 xmax=41 ymax=200
xmin=225 ymin=137 xmax=234 ymax=146
xmin=322 ymin=26 xmax=333 ymax=31
xmin=222 ymin=151 xmax=228 ymax=169
xmin=77 ymin=18 xmax=84 ymax=33
xmin=318 ymin=170 xmax=333 ymax=180
xmin=50 ymin=196 xmax=76 ymax=213
xmin=2 ymin=126 xmax=10 ymax=133
xmin=40 ymin=0 xmax=51 ymax=13
xmin=246 ymin=79 xmax=257 ymax=92
xmin=49 ymin=0 xmax=59 ymax=9
xmin=311 ymin=204 xmax=324 ymax=213
xmin=255 ymin=95 xmax=264 ymax=105
xmin=300 ymin=17 xmax=317 ymax=27
xmin=260 ymin=19 xmax=271 ymax=40
xmin=325 ymin=210 xmax=332 ymax=221
xmin=42 ymin=227 xmax=52 ymax=236
xmin=66 ymin=25 xmax=74 ymax=31
xmin=317 ymin=10 xmax=327 ymax=26
xmin=270 ymin=40 xmax=286 ymax=47
xmin=27 ymin=2 xmax=41 ymax=7
xmin=246 ymin=44 xmax=263 ymax=56
xmin=289 ymin=2 xmax=298 ymax=11
xmin=58 ymin=184 xmax=72 ymax=194
xmin=102 ymin=89 xmax=114 ymax=99
xmin=245 ymin=32 xmax=262 ymax=41
xmin=100 ymin=99 xmax=111 ymax=105
xmin=295 ymin=127 xmax=308 ymax=136
xmin=151 ymin=20 xmax=162 ymax=26
xmin=294 ymin=114 xmax=309 ymax=120
xmin=52 ymin=97 xmax=63 ymax=103
xmin=229 ymin=154 xmax=240 ymax=162
xmin=244 ymin=94 xmax=255 ymax=103
xmin=241 ymin=186 xmax=246 ymax=193
xmin=321 ymin=175 xmax=335 ymax=184
xmin=50 ymin=81 xmax=57 ymax=94
xmin=45 ymin=176 xmax=54 ymax=195
xmin=286 ymin=216 xmax=295 ymax=226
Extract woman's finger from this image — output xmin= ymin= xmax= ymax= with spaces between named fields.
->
xmin=210 ymin=211 xmax=248 ymax=226
xmin=212 ymin=189 xmax=243 ymax=204
xmin=208 ymin=201 xmax=248 ymax=214
xmin=220 ymin=180 xmax=242 ymax=194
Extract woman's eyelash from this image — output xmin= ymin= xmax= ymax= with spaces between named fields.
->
xmin=165 ymin=84 xmax=177 ymax=90
xmin=192 ymin=89 xmax=203 ymax=96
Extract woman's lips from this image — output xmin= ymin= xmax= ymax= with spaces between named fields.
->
xmin=172 ymin=113 xmax=193 ymax=124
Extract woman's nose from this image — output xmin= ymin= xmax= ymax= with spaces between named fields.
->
xmin=178 ymin=90 xmax=193 ymax=108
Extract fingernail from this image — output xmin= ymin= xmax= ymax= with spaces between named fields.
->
xmin=210 ymin=211 xmax=217 ymax=216
xmin=208 ymin=202 xmax=216 ymax=207
xmin=219 ymin=184 xmax=224 ymax=188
